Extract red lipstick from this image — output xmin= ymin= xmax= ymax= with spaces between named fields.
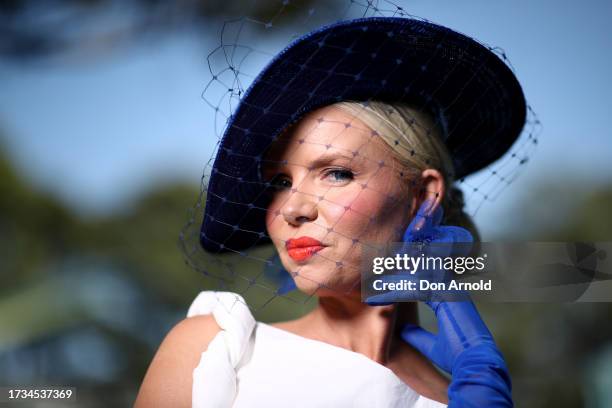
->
xmin=286 ymin=236 xmax=326 ymax=261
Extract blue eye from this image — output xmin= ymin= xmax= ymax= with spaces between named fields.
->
xmin=325 ymin=169 xmax=354 ymax=182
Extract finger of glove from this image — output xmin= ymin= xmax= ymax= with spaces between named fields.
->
xmin=406 ymin=226 xmax=471 ymax=258
xmin=400 ymin=323 xmax=438 ymax=363
xmin=403 ymin=198 xmax=436 ymax=241
xmin=430 ymin=201 xmax=444 ymax=226
xmin=435 ymin=225 xmax=474 ymax=245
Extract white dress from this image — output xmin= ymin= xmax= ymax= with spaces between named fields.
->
xmin=187 ymin=291 xmax=447 ymax=408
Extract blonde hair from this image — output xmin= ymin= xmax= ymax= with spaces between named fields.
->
xmin=333 ymin=100 xmax=481 ymax=242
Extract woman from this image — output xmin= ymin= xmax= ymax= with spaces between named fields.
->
xmin=136 ymin=16 xmax=524 ymax=407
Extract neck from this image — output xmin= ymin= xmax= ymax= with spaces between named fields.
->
xmin=302 ymin=296 xmax=419 ymax=364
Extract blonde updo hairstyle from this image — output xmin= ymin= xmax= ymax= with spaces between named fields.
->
xmin=333 ymin=100 xmax=481 ymax=243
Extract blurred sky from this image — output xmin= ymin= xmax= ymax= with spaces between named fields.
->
xmin=1 ymin=0 xmax=611 ymax=238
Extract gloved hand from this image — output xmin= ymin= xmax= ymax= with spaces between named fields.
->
xmin=367 ymin=199 xmax=513 ymax=407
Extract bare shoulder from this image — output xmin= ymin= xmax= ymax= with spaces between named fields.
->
xmin=134 ymin=314 xmax=222 ymax=408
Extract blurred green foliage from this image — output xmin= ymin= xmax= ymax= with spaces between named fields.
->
xmin=0 ymin=150 xmax=79 ymax=289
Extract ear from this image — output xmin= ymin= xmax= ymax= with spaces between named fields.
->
xmin=410 ymin=168 xmax=446 ymax=218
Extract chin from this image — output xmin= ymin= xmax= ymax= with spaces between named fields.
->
xmin=293 ymin=270 xmax=361 ymax=298
xmin=293 ymin=280 xmax=324 ymax=297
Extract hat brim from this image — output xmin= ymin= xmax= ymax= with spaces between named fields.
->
xmin=200 ymin=17 xmax=526 ymax=253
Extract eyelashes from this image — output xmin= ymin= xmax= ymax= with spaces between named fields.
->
xmin=324 ymin=169 xmax=354 ymax=182
xmin=266 ymin=168 xmax=355 ymax=191
xmin=268 ymin=174 xmax=292 ymax=191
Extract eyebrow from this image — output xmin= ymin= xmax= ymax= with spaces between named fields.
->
xmin=262 ymin=152 xmax=366 ymax=175
xmin=307 ymin=152 xmax=365 ymax=169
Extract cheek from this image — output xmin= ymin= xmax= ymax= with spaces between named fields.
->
xmin=347 ymin=188 xmax=391 ymax=215
xmin=324 ymin=185 xmax=400 ymax=232
xmin=325 ymin=181 xmax=408 ymax=242
xmin=324 ymin=188 xmax=369 ymax=227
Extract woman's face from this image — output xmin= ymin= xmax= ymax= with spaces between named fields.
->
xmin=262 ymin=105 xmax=419 ymax=298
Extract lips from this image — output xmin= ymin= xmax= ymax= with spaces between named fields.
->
xmin=286 ymin=236 xmax=326 ymax=261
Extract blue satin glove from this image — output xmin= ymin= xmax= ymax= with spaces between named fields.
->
xmin=367 ymin=199 xmax=513 ymax=407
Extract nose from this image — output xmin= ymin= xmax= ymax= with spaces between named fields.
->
xmin=281 ymin=187 xmax=319 ymax=226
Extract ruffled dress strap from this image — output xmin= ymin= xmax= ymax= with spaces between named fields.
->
xmin=186 ymin=291 xmax=256 ymax=408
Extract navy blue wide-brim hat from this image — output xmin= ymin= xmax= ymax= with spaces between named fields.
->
xmin=200 ymin=16 xmax=527 ymax=254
